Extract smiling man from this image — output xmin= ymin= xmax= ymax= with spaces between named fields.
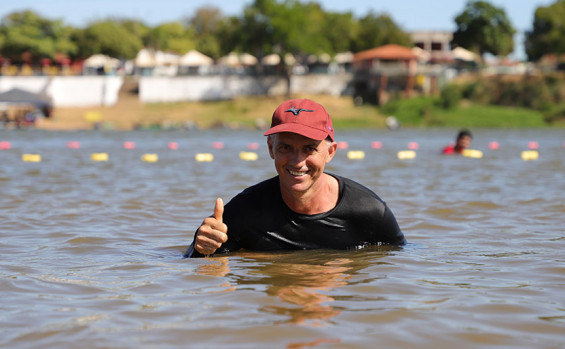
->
xmin=184 ymin=99 xmax=406 ymax=258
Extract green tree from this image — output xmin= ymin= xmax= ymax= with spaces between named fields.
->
xmin=265 ymin=0 xmax=337 ymax=94
xmin=222 ymin=0 xmax=336 ymax=94
xmin=452 ymin=0 xmax=516 ymax=58
xmin=525 ymin=0 xmax=565 ymax=61
xmin=74 ymin=19 xmax=145 ymax=60
xmin=147 ymin=22 xmax=196 ymax=54
xmin=187 ymin=6 xmax=224 ymax=59
xmin=216 ymin=4 xmax=274 ymax=64
xmin=0 ymin=10 xmax=77 ymax=63
xmin=350 ymin=12 xmax=412 ymax=52
xmin=322 ymin=11 xmax=356 ymax=55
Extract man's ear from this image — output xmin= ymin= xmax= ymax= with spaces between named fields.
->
xmin=267 ymin=135 xmax=275 ymax=159
xmin=326 ymin=141 xmax=338 ymax=163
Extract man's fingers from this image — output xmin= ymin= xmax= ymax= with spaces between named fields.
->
xmin=194 ymin=198 xmax=227 ymax=255
xmin=214 ymin=198 xmax=224 ymax=223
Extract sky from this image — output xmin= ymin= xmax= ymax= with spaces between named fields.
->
xmin=0 ymin=0 xmax=557 ymax=59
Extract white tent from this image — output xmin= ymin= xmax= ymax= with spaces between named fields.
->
xmin=262 ymin=53 xmax=280 ymax=66
xmin=155 ymin=51 xmax=180 ymax=66
xmin=412 ymin=47 xmax=431 ymax=62
xmin=452 ymin=47 xmax=478 ymax=62
xmin=261 ymin=53 xmax=295 ymax=66
xmin=219 ymin=52 xmax=258 ymax=67
xmin=239 ymin=53 xmax=258 ymax=66
xmin=334 ymin=51 xmax=354 ymax=64
xmin=179 ymin=50 xmax=213 ymax=66
xmin=83 ymin=54 xmax=120 ymax=68
xmin=135 ymin=49 xmax=157 ymax=68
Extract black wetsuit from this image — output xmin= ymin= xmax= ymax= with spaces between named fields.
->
xmin=184 ymin=173 xmax=405 ymax=258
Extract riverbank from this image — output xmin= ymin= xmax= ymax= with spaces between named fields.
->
xmin=33 ymin=81 xmax=555 ymax=131
xmin=35 ymin=91 xmax=391 ymax=131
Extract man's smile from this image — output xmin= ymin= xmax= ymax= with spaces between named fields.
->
xmin=288 ymin=169 xmax=309 ymax=176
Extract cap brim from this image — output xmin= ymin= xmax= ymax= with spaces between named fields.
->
xmin=263 ymin=123 xmax=330 ymax=141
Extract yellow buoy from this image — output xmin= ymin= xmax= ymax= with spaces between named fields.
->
xmin=141 ymin=153 xmax=159 ymax=163
xmin=84 ymin=111 xmax=102 ymax=123
xmin=239 ymin=151 xmax=258 ymax=161
xmin=195 ymin=153 xmax=214 ymax=162
xmin=397 ymin=150 xmax=416 ymax=160
xmin=22 ymin=154 xmax=41 ymax=162
xmin=347 ymin=150 xmax=365 ymax=160
xmin=91 ymin=153 xmax=109 ymax=162
xmin=521 ymin=150 xmax=539 ymax=161
xmin=462 ymin=149 xmax=483 ymax=159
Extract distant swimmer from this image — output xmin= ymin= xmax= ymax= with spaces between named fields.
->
xmin=184 ymin=99 xmax=406 ymax=258
xmin=443 ymin=129 xmax=472 ymax=155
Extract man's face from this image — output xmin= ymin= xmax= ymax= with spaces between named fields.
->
xmin=267 ymin=132 xmax=337 ymax=195
xmin=457 ymin=135 xmax=472 ymax=149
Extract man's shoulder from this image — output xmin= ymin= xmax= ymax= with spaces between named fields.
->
xmin=229 ymin=176 xmax=279 ymax=205
xmin=332 ymin=174 xmax=378 ymax=196
xmin=331 ymin=174 xmax=387 ymax=211
xmin=241 ymin=175 xmax=279 ymax=194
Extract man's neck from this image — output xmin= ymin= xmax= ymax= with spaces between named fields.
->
xmin=281 ymin=173 xmax=339 ymax=215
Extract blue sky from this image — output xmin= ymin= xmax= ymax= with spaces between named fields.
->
xmin=0 ymin=0 xmax=556 ymax=59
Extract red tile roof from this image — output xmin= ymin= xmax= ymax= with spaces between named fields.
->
xmin=354 ymin=44 xmax=418 ymax=61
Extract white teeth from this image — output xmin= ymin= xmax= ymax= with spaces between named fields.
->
xmin=289 ymin=170 xmax=307 ymax=176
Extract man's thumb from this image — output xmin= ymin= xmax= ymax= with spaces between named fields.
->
xmin=214 ymin=198 xmax=224 ymax=223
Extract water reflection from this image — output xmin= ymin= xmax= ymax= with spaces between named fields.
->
xmin=198 ymin=249 xmax=392 ymax=328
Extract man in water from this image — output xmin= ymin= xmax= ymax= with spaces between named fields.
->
xmin=443 ymin=129 xmax=473 ymax=155
xmin=184 ymin=99 xmax=406 ymax=258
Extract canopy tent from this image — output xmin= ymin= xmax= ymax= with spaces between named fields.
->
xmin=261 ymin=53 xmax=295 ymax=66
xmin=452 ymin=47 xmax=479 ymax=62
xmin=219 ymin=52 xmax=258 ymax=67
xmin=83 ymin=54 xmax=120 ymax=69
xmin=179 ymin=50 xmax=214 ymax=66
xmin=0 ymin=88 xmax=52 ymax=110
xmin=154 ymin=51 xmax=180 ymax=66
xmin=135 ymin=49 xmax=157 ymax=68
xmin=261 ymin=53 xmax=280 ymax=66
xmin=334 ymin=51 xmax=354 ymax=64
xmin=411 ymin=47 xmax=431 ymax=62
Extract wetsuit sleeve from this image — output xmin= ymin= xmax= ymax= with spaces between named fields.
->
xmin=183 ymin=230 xmax=203 ymax=258
xmin=380 ymin=205 xmax=406 ymax=245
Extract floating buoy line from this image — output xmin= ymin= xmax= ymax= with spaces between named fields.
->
xmin=3 ymin=140 xmax=560 ymax=163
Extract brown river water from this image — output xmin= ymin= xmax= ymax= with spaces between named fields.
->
xmin=1 ymin=128 xmax=564 ymax=349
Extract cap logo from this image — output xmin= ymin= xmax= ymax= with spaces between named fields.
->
xmin=285 ymin=107 xmax=313 ymax=116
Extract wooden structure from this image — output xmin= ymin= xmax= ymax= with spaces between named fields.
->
xmin=352 ymin=44 xmax=422 ymax=105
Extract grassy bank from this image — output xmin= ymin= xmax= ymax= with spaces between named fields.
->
xmin=381 ymin=96 xmax=550 ymax=128
xmin=35 ymin=91 xmax=554 ymax=131
xmin=36 ymin=93 xmax=391 ymax=131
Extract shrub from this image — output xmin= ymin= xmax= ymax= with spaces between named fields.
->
xmin=440 ymin=84 xmax=462 ymax=109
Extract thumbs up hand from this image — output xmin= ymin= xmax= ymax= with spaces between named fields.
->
xmin=194 ymin=198 xmax=228 ymax=255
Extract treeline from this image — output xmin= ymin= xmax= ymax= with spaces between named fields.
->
xmin=1 ymin=0 xmax=564 ymax=66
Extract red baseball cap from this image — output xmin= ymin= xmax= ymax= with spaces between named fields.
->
xmin=264 ymin=99 xmax=334 ymax=141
